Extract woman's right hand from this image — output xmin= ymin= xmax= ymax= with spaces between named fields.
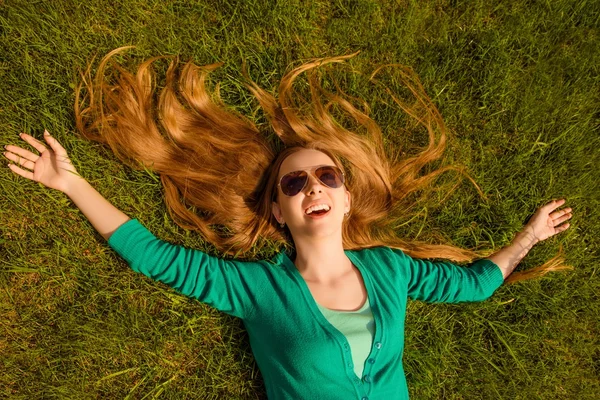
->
xmin=4 ymin=129 xmax=81 ymax=194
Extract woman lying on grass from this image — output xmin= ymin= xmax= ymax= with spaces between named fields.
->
xmin=3 ymin=47 xmax=573 ymax=399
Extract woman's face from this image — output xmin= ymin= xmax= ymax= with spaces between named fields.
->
xmin=272 ymin=149 xmax=350 ymax=239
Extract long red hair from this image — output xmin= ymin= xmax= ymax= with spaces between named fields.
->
xmin=74 ymin=47 xmax=571 ymax=283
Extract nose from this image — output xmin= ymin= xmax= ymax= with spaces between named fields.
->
xmin=304 ymin=172 xmax=324 ymax=194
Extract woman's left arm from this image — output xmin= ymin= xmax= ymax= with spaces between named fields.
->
xmin=486 ymin=198 xmax=573 ymax=279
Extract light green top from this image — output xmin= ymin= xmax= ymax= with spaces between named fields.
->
xmin=317 ymin=298 xmax=375 ymax=378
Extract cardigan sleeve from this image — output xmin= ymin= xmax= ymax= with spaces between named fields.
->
xmin=107 ymin=219 xmax=258 ymax=319
xmin=390 ymin=248 xmax=504 ymax=303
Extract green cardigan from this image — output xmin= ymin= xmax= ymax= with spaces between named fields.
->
xmin=107 ymin=219 xmax=504 ymax=399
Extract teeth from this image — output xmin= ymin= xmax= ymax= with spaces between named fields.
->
xmin=306 ymin=204 xmax=331 ymax=215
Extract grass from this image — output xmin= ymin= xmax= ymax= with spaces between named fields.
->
xmin=1 ymin=0 xmax=598 ymax=398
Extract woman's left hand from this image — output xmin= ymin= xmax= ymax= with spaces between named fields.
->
xmin=522 ymin=198 xmax=573 ymax=243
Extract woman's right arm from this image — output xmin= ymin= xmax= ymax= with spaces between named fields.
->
xmin=5 ymin=130 xmax=259 ymax=319
xmin=64 ymin=178 xmax=131 ymax=241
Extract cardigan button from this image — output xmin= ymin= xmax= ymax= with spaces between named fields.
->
xmin=375 ymin=342 xmax=382 ymax=349
xmin=368 ymin=358 xmax=375 ymax=364
xmin=363 ymin=375 xmax=371 ymax=383
xmin=361 ymin=397 xmax=369 ymax=400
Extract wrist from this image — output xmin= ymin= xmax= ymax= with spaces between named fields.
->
xmin=514 ymin=227 xmax=539 ymax=247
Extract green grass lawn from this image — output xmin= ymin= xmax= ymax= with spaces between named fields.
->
xmin=1 ymin=0 xmax=598 ymax=398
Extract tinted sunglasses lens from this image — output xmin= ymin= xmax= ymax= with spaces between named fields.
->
xmin=316 ymin=166 xmax=344 ymax=188
xmin=280 ymin=171 xmax=308 ymax=196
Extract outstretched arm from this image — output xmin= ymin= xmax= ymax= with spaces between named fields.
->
xmin=5 ymin=131 xmax=260 ymax=319
xmin=485 ymin=199 xmax=572 ymax=279
xmin=395 ymin=199 xmax=572 ymax=303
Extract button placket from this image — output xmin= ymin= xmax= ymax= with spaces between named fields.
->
xmin=343 ymin=342 xmax=352 ymax=369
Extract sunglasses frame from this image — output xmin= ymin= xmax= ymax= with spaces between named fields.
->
xmin=277 ymin=165 xmax=345 ymax=197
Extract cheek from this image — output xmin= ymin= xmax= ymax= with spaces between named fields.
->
xmin=278 ymin=196 xmax=299 ymax=215
xmin=335 ymin=190 xmax=347 ymax=205
xmin=291 ymin=197 xmax=309 ymax=218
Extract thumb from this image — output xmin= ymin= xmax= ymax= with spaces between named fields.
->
xmin=43 ymin=129 xmax=68 ymax=157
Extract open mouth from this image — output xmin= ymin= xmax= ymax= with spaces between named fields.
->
xmin=305 ymin=205 xmax=331 ymax=218
xmin=308 ymin=209 xmax=329 ymax=216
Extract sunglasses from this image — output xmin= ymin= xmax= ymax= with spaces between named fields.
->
xmin=277 ymin=165 xmax=345 ymax=197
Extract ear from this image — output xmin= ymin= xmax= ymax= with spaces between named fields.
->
xmin=272 ymin=201 xmax=283 ymax=224
xmin=344 ymin=189 xmax=351 ymax=213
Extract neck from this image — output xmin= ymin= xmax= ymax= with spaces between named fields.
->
xmin=292 ymin=232 xmax=353 ymax=283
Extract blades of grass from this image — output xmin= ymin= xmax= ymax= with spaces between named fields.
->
xmin=481 ymin=227 xmax=496 ymax=249
xmin=2 ymin=267 xmax=39 ymax=273
xmin=471 ymin=311 xmax=532 ymax=379
xmin=96 ymin=367 xmax=140 ymax=383
xmin=0 ymin=263 xmax=44 ymax=273
xmin=486 ymin=319 xmax=531 ymax=381
xmin=138 ymin=374 xmax=179 ymax=400
xmin=414 ymin=206 xmax=428 ymax=240
xmin=111 ymin=176 xmax=158 ymax=187
xmin=393 ymin=206 xmax=428 ymax=229
xmin=491 ymin=320 xmax=531 ymax=339
xmin=124 ymin=368 xmax=155 ymax=400
xmin=471 ymin=346 xmax=505 ymax=376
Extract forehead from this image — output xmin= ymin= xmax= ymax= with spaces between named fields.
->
xmin=278 ymin=149 xmax=336 ymax=178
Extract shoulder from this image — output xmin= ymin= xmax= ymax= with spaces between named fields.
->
xmin=227 ymin=251 xmax=291 ymax=279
